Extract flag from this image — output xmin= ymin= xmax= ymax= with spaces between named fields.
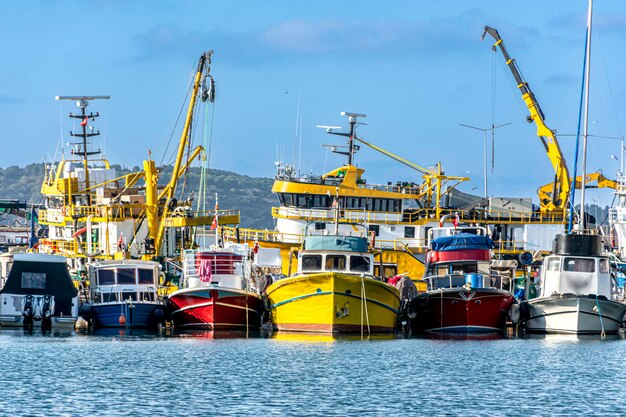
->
xmin=452 ymin=214 xmax=459 ymax=229
xmin=331 ymin=198 xmax=339 ymax=209
xmin=253 ymin=242 xmax=260 ymax=254
xmin=199 ymin=259 xmax=212 ymax=283
xmin=81 ymin=117 xmax=88 ymax=127
xmin=210 ymin=195 xmax=219 ymax=230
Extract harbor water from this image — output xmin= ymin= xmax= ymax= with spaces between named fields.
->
xmin=1 ymin=330 xmax=625 ymax=416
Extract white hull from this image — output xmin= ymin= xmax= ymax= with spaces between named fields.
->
xmin=0 ymin=315 xmax=78 ymax=329
xmin=524 ymin=295 xmax=626 ymax=334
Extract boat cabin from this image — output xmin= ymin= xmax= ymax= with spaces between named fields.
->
xmin=422 ymin=232 xmax=511 ymax=291
xmin=90 ymin=260 xmax=160 ymax=304
xmin=541 ymin=255 xmax=611 ymax=298
xmin=181 ymin=244 xmax=249 ymax=290
xmin=298 ymin=235 xmax=374 ymax=276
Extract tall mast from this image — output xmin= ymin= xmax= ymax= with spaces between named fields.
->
xmin=323 ymin=112 xmax=367 ymax=166
xmin=55 ymin=95 xmax=110 ymax=205
xmin=579 ymin=0 xmax=593 ymax=230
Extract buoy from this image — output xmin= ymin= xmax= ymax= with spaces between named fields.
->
xmin=74 ymin=317 xmax=89 ymax=330
xmin=118 ymin=314 xmax=126 ymax=325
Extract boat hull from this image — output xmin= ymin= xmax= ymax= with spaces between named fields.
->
xmin=167 ymin=287 xmax=264 ymax=330
xmin=266 ymin=272 xmax=400 ymax=334
xmin=524 ymin=295 xmax=626 ymax=334
xmin=409 ymin=288 xmax=515 ymax=333
xmin=90 ymin=302 xmax=164 ymax=328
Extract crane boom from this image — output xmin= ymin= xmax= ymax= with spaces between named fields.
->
xmin=482 ymin=26 xmax=570 ymax=214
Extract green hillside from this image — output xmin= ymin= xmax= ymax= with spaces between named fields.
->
xmin=0 ymin=163 xmax=277 ymax=229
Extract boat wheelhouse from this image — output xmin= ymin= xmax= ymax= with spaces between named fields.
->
xmin=81 ymin=260 xmax=165 ymax=328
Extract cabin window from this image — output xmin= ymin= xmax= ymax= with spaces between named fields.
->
xmin=368 ymin=225 xmax=380 ymax=237
xmin=121 ymin=291 xmax=138 ymax=301
xmin=374 ymin=264 xmax=397 ymax=278
xmin=404 ymin=226 xmax=415 ymax=238
xmin=325 ymin=255 xmax=346 ymax=271
xmin=283 ymin=194 xmax=294 ymax=206
xmin=21 ymin=272 xmax=46 ymax=289
xmin=101 ymin=292 xmax=118 ymax=303
xmin=350 ymin=256 xmax=370 ymax=272
xmin=302 ymin=255 xmax=322 ymax=271
xmin=313 ymin=195 xmax=329 ymax=208
xmin=315 ymin=222 xmax=326 ymax=231
xmin=278 ymin=193 xmax=286 ymax=205
xmin=563 ymin=257 xmax=595 ymax=273
xmin=117 ymin=268 xmax=136 ymax=284
xmin=546 ymin=258 xmax=560 ymax=271
xmin=600 ymin=259 xmax=609 ymax=273
xmin=140 ymin=292 xmax=155 ymax=302
xmin=138 ymin=269 xmax=154 ymax=285
xmin=98 ymin=269 xmax=115 ymax=286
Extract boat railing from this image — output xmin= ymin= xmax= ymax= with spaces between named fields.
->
xmin=271 ymin=206 xmax=566 ymax=226
xmin=40 ymin=205 xmax=240 ymax=225
xmin=423 ymin=272 xmax=513 ymax=292
xmin=94 ymin=284 xmax=158 ymax=304
xmin=38 ymin=238 xmax=105 ymax=258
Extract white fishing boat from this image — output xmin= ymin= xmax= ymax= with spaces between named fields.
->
xmin=522 ymin=234 xmax=626 ymax=334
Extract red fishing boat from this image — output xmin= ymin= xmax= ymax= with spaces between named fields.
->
xmin=408 ymin=229 xmax=515 ymax=333
xmin=167 ymin=244 xmax=267 ymax=331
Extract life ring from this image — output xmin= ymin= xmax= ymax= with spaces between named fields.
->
xmin=95 ymin=207 xmax=102 ymax=217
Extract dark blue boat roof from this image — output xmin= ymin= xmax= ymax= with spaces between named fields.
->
xmin=431 ymin=233 xmax=494 ymax=252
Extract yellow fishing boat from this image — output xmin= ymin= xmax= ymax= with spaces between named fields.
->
xmin=266 ymin=234 xmax=400 ymax=334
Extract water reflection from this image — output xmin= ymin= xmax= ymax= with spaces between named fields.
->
xmin=414 ymin=331 xmax=506 ymax=341
xmin=271 ymin=332 xmax=397 ymax=343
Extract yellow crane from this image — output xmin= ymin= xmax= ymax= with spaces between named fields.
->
xmin=482 ymin=26 xmax=571 ymax=215
xmin=144 ymin=51 xmax=215 ymax=259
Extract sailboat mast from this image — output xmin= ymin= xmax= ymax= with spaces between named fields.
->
xmin=579 ymin=0 xmax=593 ymax=231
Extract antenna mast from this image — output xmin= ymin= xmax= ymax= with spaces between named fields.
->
xmin=55 ymin=95 xmax=110 ymax=205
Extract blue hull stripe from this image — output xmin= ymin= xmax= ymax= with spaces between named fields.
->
xmin=92 ymin=303 xmax=160 ymax=328
xmin=271 ymin=291 xmax=399 ymax=314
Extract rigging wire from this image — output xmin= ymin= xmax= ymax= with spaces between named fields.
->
xmin=491 ymin=43 xmax=497 ymax=173
xmin=595 ymin=27 xmax=623 ymax=153
xmin=159 ymin=62 xmax=197 ymax=168
xmin=568 ymin=29 xmax=589 ymax=233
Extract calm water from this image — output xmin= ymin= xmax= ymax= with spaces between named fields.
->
xmin=1 ymin=329 xmax=625 ymax=416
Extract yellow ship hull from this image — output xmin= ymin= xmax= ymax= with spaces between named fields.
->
xmin=267 ymin=272 xmax=400 ymax=334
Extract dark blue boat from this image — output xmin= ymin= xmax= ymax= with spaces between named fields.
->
xmin=80 ymin=260 xmax=165 ymax=328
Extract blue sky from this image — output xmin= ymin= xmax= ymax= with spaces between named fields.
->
xmin=2 ymin=0 xmax=626 ymax=206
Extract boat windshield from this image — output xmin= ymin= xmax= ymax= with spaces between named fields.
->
xmin=21 ymin=272 xmax=46 ymax=289
xmin=350 ymin=256 xmax=370 ymax=273
xmin=302 ymin=255 xmax=322 ymax=271
xmin=98 ymin=269 xmax=115 ymax=286
xmin=325 ymin=255 xmax=346 ymax=271
xmin=563 ymin=257 xmax=595 ymax=273
xmin=117 ymin=268 xmax=136 ymax=284
xmin=138 ymin=268 xmax=154 ymax=285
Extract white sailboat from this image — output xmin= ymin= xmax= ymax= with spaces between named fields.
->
xmin=522 ymin=0 xmax=626 ymax=335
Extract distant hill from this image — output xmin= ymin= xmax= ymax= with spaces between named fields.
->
xmin=0 ymin=163 xmax=614 ymax=231
xmin=0 ymin=163 xmax=277 ymax=229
